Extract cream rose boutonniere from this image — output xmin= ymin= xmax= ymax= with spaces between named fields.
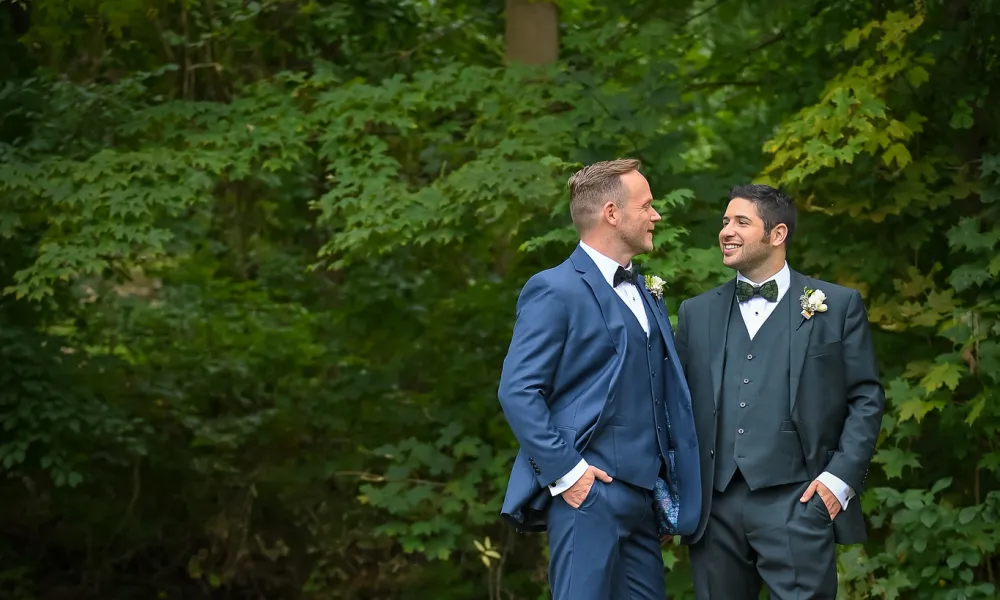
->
xmin=644 ymin=274 xmax=666 ymax=300
xmin=799 ymin=287 xmax=828 ymax=319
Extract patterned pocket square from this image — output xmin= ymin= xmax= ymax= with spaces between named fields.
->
xmin=652 ymin=450 xmax=680 ymax=537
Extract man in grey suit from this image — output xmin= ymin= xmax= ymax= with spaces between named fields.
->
xmin=674 ymin=184 xmax=885 ymax=599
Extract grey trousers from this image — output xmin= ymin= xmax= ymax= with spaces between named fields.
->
xmin=689 ymin=472 xmax=838 ymax=600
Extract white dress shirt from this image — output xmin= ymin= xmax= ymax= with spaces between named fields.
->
xmin=580 ymin=242 xmax=648 ymax=334
xmin=736 ymin=263 xmax=854 ymax=510
xmin=548 ymin=242 xmax=649 ymax=496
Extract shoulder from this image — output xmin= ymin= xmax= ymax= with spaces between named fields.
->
xmin=517 ymin=258 xmax=578 ymax=303
xmin=678 ymin=279 xmax=733 ymax=313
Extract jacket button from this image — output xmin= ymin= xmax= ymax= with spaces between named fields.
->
xmin=710 ymin=450 xmax=714 ymax=458
xmin=738 ymin=428 xmax=744 ymax=434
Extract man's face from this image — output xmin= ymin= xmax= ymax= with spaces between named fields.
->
xmin=617 ymin=170 xmax=661 ymax=255
xmin=719 ymin=197 xmax=775 ymax=273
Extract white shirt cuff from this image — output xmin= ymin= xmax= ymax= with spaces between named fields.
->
xmin=816 ymin=471 xmax=855 ymax=509
xmin=549 ymin=459 xmax=588 ymax=496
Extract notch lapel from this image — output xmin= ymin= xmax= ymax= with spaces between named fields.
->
xmin=710 ymin=279 xmax=736 ymax=408
xmin=637 ymin=282 xmax=670 ymax=344
xmin=788 ymin=270 xmax=815 ymax=413
xmin=637 ymin=281 xmax=694 ymax=413
xmin=571 ymin=246 xmax=627 ymax=356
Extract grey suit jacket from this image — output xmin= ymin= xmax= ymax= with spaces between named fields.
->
xmin=674 ymin=268 xmax=885 ymax=545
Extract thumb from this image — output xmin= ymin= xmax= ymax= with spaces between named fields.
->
xmin=592 ymin=466 xmax=613 ymax=483
xmin=800 ymin=480 xmax=818 ymax=502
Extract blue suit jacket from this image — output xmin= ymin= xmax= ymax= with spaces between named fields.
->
xmin=497 ymin=245 xmax=701 ymax=534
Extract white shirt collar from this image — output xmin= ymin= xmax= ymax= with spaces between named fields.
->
xmin=736 ymin=262 xmax=790 ymax=296
xmin=579 ymin=241 xmax=631 ymax=287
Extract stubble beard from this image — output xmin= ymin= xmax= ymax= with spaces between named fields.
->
xmin=618 ymin=216 xmax=651 ymax=257
xmin=732 ymin=233 xmax=773 ymax=276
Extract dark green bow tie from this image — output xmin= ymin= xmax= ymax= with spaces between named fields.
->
xmin=736 ymin=279 xmax=778 ymax=303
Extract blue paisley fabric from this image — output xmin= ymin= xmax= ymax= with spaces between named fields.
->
xmin=652 ymin=451 xmax=680 ymax=537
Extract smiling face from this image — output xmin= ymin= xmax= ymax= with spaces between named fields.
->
xmin=719 ymin=197 xmax=786 ymax=277
xmin=617 ymin=170 xmax=661 ymax=256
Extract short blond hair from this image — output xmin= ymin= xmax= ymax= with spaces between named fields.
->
xmin=567 ymin=158 xmax=641 ymax=233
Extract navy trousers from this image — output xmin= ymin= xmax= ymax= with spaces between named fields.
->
xmin=546 ymin=480 xmax=665 ymax=599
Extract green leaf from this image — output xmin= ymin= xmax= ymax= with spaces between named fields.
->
xmin=979 ymin=453 xmax=1000 ymax=471
xmin=949 ymin=264 xmax=992 ymax=292
xmin=958 ymin=506 xmax=980 ymax=524
xmin=988 ymin=254 xmax=1000 ymax=276
xmin=662 ymin=548 xmax=679 ymax=570
xmin=843 ymin=28 xmax=863 ymax=50
xmin=981 ymin=153 xmax=1000 ymax=178
xmin=950 ymin=106 xmax=974 ymax=130
xmin=898 ymin=398 xmax=947 ymax=422
xmin=930 ymin=477 xmax=952 ymax=495
xmin=919 ymin=510 xmax=938 ymax=527
xmin=886 ymin=120 xmax=912 ymax=139
xmin=882 ymin=143 xmax=912 ymax=168
xmin=964 ymin=549 xmax=981 ymax=566
xmin=905 ymin=66 xmax=930 ymax=87
xmin=921 ymin=361 xmax=964 ymax=392
xmin=966 ymin=395 xmax=986 ymax=425
xmin=870 ymin=570 xmax=912 ymax=600
xmin=873 ymin=447 xmax=921 ymax=478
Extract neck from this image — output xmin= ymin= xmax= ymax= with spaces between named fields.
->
xmin=740 ymin=257 xmax=785 ymax=284
xmin=581 ymin=234 xmax=633 ymax=267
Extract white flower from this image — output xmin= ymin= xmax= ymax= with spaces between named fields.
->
xmin=644 ymin=274 xmax=665 ymax=300
xmin=799 ymin=287 xmax=828 ymax=319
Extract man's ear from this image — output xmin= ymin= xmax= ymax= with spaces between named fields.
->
xmin=770 ymin=223 xmax=788 ymax=247
xmin=602 ymin=201 xmax=620 ymax=226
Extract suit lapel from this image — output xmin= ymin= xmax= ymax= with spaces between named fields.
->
xmin=710 ymin=279 xmax=736 ymax=408
xmin=637 ymin=281 xmax=670 ymax=344
xmin=638 ymin=279 xmax=694 ymax=409
xmin=572 ymin=246 xmax=627 ymax=355
xmin=788 ymin=269 xmax=815 ymax=413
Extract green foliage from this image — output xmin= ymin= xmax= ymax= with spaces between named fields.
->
xmin=0 ymin=0 xmax=998 ymax=598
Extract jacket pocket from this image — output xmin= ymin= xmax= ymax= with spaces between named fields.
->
xmin=807 ymin=340 xmax=842 ymax=358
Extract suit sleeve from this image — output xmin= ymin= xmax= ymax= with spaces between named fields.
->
xmin=497 ymin=276 xmax=584 ymax=488
xmin=825 ymin=289 xmax=885 ymax=494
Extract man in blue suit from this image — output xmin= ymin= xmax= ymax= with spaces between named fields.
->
xmin=497 ymin=158 xmax=701 ymax=599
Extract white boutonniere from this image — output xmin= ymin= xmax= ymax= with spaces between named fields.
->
xmin=644 ymin=274 xmax=666 ymax=300
xmin=799 ymin=287 xmax=828 ymax=319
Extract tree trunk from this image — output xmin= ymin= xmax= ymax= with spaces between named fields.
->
xmin=504 ymin=0 xmax=558 ymax=66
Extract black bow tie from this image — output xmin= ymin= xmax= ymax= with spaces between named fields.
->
xmin=613 ymin=265 xmax=640 ymax=287
xmin=736 ymin=279 xmax=778 ymax=303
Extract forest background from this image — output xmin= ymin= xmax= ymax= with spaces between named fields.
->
xmin=0 ymin=0 xmax=998 ymax=598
